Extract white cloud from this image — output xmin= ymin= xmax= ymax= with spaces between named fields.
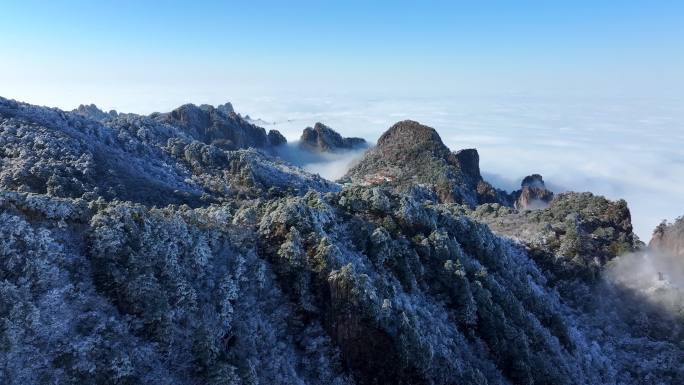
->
xmin=240 ymin=94 xmax=684 ymax=241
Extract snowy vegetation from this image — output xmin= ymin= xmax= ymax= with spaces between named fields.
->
xmin=0 ymin=97 xmax=682 ymax=384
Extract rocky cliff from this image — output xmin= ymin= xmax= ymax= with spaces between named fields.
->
xmin=650 ymin=217 xmax=684 ymax=258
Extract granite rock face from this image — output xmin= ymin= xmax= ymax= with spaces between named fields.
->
xmin=650 ymin=217 xmax=684 ymax=257
xmin=299 ymin=122 xmax=367 ymax=152
xmin=154 ymin=103 xmax=286 ymax=150
xmin=0 ymin=97 xmax=682 ymax=385
xmin=342 ymin=120 xmax=508 ymax=206
xmin=267 ymin=129 xmax=288 ymax=146
xmin=216 ymin=101 xmax=235 ymax=115
xmin=512 ymin=174 xmax=555 ymax=210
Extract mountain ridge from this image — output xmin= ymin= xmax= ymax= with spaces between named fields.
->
xmin=0 ymin=96 xmax=681 ymax=385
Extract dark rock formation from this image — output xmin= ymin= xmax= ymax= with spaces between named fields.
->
xmin=454 ymin=148 xmax=481 ymax=179
xmin=521 ymin=174 xmax=545 ymax=188
xmin=267 ymin=129 xmax=287 ymax=146
xmin=342 ymin=120 xmax=508 ymax=206
xmin=299 ymin=122 xmax=366 ymax=152
xmin=511 ymin=174 xmax=554 ymax=209
xmin=154 ymin=103 xmax=284 ymax=150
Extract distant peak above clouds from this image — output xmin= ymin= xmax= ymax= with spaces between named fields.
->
xmin=340 ymin=120 xmax=512 ymax=206
xmin=341 ymin=119 xmax=563 ymax=213
xmin=216 ymin=101 xmax=234 ymax=115
xmin=513 ymin=174 xmax=554 ymax=210
xmin=151 ymin=102 xmax=287 ymax=150
xmin=376 ymin=120 xmax=450 ymax=156
xmin=299 ymin=122 xmax=367 ymax=153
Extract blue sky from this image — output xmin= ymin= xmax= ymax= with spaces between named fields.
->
xmin=2 ymin=1 xmax=683 ymax=108
xmin=1 ymin=1 xmax=683 ymax=238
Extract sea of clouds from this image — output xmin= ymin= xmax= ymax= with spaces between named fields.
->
xmin=230 ymin=94 xmax=684 ymax=242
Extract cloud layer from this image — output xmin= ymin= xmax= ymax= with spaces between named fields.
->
xmin=273 ymin=144 xmax=367 ymax=181
xmin=238 ymin=94 xmax=684 ymax=241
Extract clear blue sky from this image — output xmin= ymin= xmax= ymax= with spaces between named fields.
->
xmin=1 ymin=0 xmax=683 ymax=109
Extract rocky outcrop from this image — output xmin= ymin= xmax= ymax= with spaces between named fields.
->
xmin=154 ymin=103 xmax=286 ymax=150
xmin=650 ymin=217 xmax=684 ymax=257
xmin=341 ymin=120 xmax=507 ymax=206
xmin=512 ymin=174 xmax=554 ymax=209
xmin=267 ymin=129 xmax=287 ymax=146
xmin=471 ymin=192 xmax=638 ymax=282
xmin=453 ymin=148 xmax=481 ymax=178
xmin=73 ymin=104 xmax=116 ymax=121
xmin=299 ymin=122 xmax=366 ymax=152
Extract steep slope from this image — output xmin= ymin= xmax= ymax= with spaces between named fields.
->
xmin=341 ymin=120 xmax=508 ymax=206
xmin=299 ymin=122 xmax=367 ymax=153
xmin=2 ymin=186 xmax=680 ymax=385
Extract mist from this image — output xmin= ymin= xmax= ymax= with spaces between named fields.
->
xmin=604 ymin=249 xmax=684 ymax=317
xmin=273 ymin=143 xmax=368 ymax=181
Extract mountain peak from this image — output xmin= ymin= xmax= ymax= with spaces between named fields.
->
xmin=343 ymin=120 xmax=506 ymax=206
xmin=73 ymin=103 xmax=112 ymax=121
xmin=521 ymin=173 xmax=546 ymax=189
xmin=513 ymin=174 xmax=554 ymax=209
xmin=650 ymin=217 xmax=684 ymax=258
xmin=155 ymin=102 xmax=286 ymax=150
xmin=376 ymin=120 xmax=449 ymax=156
xmin=299 ymin=122 xmax=366 ymax=152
